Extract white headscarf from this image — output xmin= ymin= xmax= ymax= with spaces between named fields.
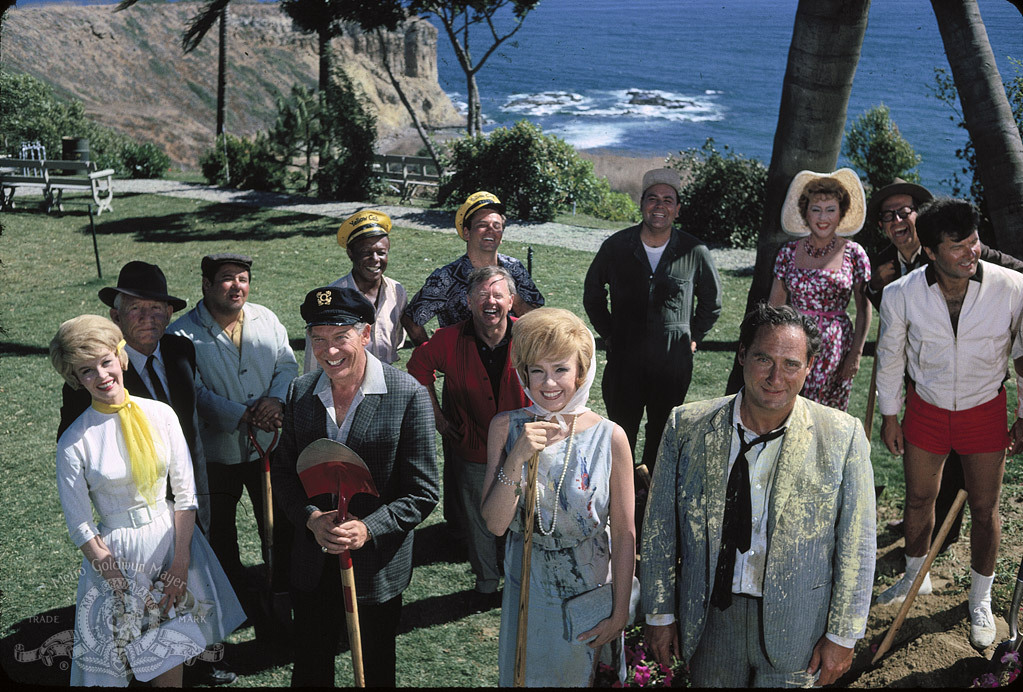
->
xmin=516 ymin=329 xmax=597 ymax=432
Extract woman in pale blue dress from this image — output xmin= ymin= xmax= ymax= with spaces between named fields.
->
xmin=482 ymin=308 xmax=636 ymax=687
xmin=50 ymin=315 xmax=244 ymax=686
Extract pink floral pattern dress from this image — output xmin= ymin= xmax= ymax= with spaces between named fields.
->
xmin=773 ymin=240 xmax=870 ymax=411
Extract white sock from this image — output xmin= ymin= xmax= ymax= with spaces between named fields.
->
xmin=905 ymin=554 xmax=927 ymax=578
xmin=969 ymin=568 xmax=994 ymax=606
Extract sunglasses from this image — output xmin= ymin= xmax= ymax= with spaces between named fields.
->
xmin=879 ymin=206 xmax=916 ymax=223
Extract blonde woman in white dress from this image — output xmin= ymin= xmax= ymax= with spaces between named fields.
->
xmin=50 ymin=315 xmax=244 ymax=686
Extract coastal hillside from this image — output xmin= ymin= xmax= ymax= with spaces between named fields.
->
xmin=1 ymin=1 xmax=462 ymax=167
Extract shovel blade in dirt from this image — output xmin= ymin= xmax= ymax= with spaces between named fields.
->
xmin=296 ymin=438 xmax=379 ymax=687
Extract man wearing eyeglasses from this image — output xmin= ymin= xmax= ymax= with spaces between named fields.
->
xmin=863 ymin=179 xmax=1023 ymax=310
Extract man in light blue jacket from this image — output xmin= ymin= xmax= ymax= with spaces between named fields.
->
xmin=171 ymin=253 xmax=298 ymax=599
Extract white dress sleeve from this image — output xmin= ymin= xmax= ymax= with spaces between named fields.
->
xmin=56 ymin=435 xmax=99 ymax=548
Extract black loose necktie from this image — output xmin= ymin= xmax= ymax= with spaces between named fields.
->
xmin=710 ymin=423 xmax=786 ymax=610
xmin=145 ymin=355 xmax=170 ymax=404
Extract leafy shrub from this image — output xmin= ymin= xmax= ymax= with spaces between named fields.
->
xmin=843 ymin=104 xmax=922 ymax=190
xmin=315 ymin=67 xmax=383 ymax=201
xmin=0 ymin=69 xmax=170 ymax=178
xmin=666 ymin=139 xmax=767 ymax=249
xmin=120 ymin=140 xmax=171 ymax=179
xmin=199 ymin=133 xmax=286 ymax=191
xmin=440 ymin=120 xmax=633 ymax=222
xmin=578 ymin=177 xmax=640 ymax=223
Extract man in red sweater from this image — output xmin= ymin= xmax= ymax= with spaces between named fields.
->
xmin=407 ymin=265 xmax=529 ymax=599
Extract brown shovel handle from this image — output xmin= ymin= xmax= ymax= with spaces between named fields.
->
xmin=871 ymin=488 xmax=968 ymax=665
xmin=514 ymin=451 xmax=540 ymax=687
xmin=340 ymin=556 xmax=366 ymax=687
xmin=864 ymin=354 xmax=879 ymax=439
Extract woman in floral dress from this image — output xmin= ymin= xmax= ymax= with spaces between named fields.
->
xmin=769 ymin=168 xmax=870 ymax=411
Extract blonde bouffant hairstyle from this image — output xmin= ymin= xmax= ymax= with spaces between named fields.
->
xmin=50 ymin=314 xmax=127 ymax=389
xmin=511 ymin=308 xmax=592 ymax=388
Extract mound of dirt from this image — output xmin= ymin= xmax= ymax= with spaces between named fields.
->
xmin=843 ymin=504 xmax=1015 ymax=688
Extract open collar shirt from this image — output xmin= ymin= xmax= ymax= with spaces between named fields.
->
xmin=877 ymin=261 xmax=1023 ymax=415
xmin=314 ymin=350 xmax=387 ymax=443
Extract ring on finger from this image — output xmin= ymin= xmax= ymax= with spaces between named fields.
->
xmin=321 ymin=545 xmax=329 ymax=553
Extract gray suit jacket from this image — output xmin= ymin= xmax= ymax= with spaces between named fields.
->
xmin=640 ymin=395 xmax=875 ymax=671
xmin=270 ymin=364 xmax=439 ymax=603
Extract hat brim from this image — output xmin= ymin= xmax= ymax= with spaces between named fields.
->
xmin=456 ymin=202 xmax=506 ymax=240
xmin=866 ymin=181 xmax=933 ymax=224
xmin=99 ymin=286 xmax=187 ymax=312
xmin=780 ymin=168 xmax=866 ymax=237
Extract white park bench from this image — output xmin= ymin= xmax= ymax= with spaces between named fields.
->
xmin=0 ymin=158 xmax=115 ymax=214
xmin=371 ymin=154 xmax=443 ymax=202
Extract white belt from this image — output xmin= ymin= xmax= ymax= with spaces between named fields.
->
xmin=100 ymin=499 xmax=169 ymax=530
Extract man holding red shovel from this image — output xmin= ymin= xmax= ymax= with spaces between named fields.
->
xmin=271 ymin=286 xmax=439 ymax=687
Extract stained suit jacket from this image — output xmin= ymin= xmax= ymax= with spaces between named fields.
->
xmin=57 ymin=333 xmax=211 ymax=533
xmin=640 ymin=394 xmax=875 ymax=672
xmin=270 ymin=362 xmax=439 ymax=603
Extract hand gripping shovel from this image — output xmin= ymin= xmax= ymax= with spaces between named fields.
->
xmin=247 ymin=425 xmax=280 ymax=589
xmin=991 ymin=554 xmax=1023 ymax=677
xmin=296 ymin=439 xmax=379 ymax=688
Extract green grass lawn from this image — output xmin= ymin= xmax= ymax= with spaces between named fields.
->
xmin=1 ymin=191 xmax=1019 ymax=686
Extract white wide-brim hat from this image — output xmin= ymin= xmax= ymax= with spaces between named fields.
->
xmin=780 ymin=168 xmax=866 ymax=237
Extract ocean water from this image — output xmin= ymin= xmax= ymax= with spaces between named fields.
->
xmin=429 ymin=0 xmax=1022 ymax=194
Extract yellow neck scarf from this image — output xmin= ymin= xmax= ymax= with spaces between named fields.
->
xmin=92 ymin=389 xmax=164 ymax=507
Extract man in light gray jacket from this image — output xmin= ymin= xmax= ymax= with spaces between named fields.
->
xmin=641 ymin=304 xmax=875 ymax=687
xmin=171 ymin=253 xmax=298 ymax=598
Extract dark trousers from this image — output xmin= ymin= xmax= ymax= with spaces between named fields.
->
xmin=291 ymin=559 xmax=402 ymax=687
xmin=603 ymin=360 xmax=693 ymax=471
xmin=935 ymin=451 xmax=966 ymax=552
xmin=206 ymin=460 xmax=293 ymax=594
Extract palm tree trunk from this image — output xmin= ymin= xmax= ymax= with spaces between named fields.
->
xmin=931 ymin=0 xmax=1023 ymax=256
xmin=216 ymin=6 xmax=227 ymax=136
xmin=726 ymin=0 xmax=871 ymax=393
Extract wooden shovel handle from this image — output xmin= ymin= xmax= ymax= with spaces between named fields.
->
xmin=514 ymin=451 xmax=540 ymax=687
xmin=340 ymin=552 xmax=366 ymax=687
xmin=864 ymin=354 xmax=879 ymax=439
xmin=262 ymin=468 xmax=274 ymax=587
xmin=872 ymin=488 xmax=968 ymax=665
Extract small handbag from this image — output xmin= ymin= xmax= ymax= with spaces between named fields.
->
xmin=563 ymin=576 xmax=640 ymax=644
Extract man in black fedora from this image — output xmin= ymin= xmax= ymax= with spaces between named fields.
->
xmin=56 ymin=260 xmax=237 ymax=686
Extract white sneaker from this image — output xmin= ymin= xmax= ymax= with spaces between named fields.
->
xmin=876 ymin=571 xmax=933 ymax=605
xmin=969 ymin=602 xmax=996 ymax=649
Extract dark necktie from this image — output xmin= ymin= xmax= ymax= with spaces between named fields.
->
xmin=710 ymin=423 xmax=786 ymax=610
xmin=145 ymin=355 xmax=170 ymax=404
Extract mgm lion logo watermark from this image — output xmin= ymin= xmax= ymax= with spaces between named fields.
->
xmin=14 ymin=575 xmax=223 ymax=677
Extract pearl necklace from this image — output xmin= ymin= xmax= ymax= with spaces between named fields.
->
xmin=804 ymin=236 xmax=837 ymax=258
xmin=535 ymin=414 xmax=577 ymax=536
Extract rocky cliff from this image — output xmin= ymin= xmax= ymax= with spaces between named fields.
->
xmin=1 ymin=1 xmax=462 ymax=167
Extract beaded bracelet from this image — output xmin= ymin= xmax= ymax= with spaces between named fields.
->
xmin=496 ymin=466 xmax=521 ymax=496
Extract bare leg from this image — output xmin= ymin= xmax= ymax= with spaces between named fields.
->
xmin=901 ymin=443 xmax=948 ymax=558
xmin=959 ymin=450 xmax=1005 ymax=575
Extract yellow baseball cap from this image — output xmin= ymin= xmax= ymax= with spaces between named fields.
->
xmin=337 ymin=209 xmax=392 ymax=248
xmin=455 ymin=191 xmax=505 ymax=240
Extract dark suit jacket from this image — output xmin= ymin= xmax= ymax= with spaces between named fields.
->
xmin=57 ymin=333 xmax=210 ymax=533
xmin=270 ymin=363 xmax=439 ymax=603
xmin=865 ymin=241 xmax=1023 ymax=310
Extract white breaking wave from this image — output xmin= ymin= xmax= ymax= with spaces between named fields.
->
xmin=548 ymin=122 xmax=628 ymax=150
xmin=500 ymin=88 xmax=725 ymax=123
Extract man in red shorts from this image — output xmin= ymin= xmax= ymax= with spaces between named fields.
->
xmin=877 ymin=197 xmax=1023 ymax=649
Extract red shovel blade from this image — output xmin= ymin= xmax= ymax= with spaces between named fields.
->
xmin=296 ymin=439 xmax=379 ymax=515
